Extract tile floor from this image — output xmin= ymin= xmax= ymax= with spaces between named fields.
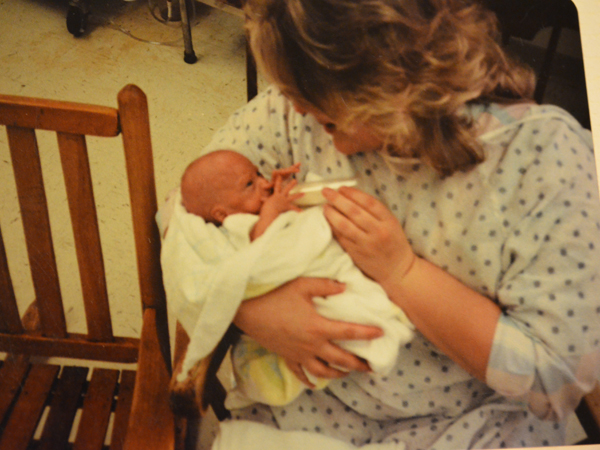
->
xmin=1 ymin=0 xmax=256 ymax=338
xmin=0 ymin=0 xmax=597 ymax=447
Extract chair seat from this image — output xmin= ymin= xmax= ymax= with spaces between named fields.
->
xmin=0 ymin=355 xmax=136 ymax=450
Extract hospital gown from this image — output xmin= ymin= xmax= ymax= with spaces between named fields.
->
xmin=193 ymin=87 xmax=600 ymax=449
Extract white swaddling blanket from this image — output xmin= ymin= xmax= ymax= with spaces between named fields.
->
xmin=160 ymin=189 xmax=413 ymax=388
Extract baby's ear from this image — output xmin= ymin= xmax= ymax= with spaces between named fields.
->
xmin=211 ymin=206 xmax=228 ymax=224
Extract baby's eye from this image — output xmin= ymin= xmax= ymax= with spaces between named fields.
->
xmin=246 ymin=179 xmax=254 ymax=187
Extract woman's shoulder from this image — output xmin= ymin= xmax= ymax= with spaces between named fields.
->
xmin=473 ymin=101 xmax=592 ymax=147
xmin=468 ymin=101 xmax=597 ymax=200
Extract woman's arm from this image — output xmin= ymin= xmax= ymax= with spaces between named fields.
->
xmin=322 ymin=186 xmax=501 ymax=382
xmin=233 ymin=277 xmax=384 ymax=385
xmin=383 ymin=257 xmax=501 ymax=381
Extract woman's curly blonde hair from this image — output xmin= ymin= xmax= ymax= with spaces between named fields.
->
xmin=244 ymin=0 xmax=536 ymax=176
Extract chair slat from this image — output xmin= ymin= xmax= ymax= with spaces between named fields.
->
xmin=38 ymin=366 xmax=89 ymax=450
xmin=0 ymin=364 xmax=59 ymax=450
xmin=0 ymin=354 xmax=30 ymax=423
xmin=110 ymin=370 xmax=136 ymax=450
xmin=0 ymin=95 xmax=119 ymax=137
xmin=7 ymin=126 xmax=67 ymax=338
xmin=57 ymin=132 xmax=113 ymax=342
xmin=0 ymin=332 xmax=139 ymax=362
xmin=0 ymin=227 xmax=23 ymax=334
xmin=73 ymin=368 xmax=119 ymax=450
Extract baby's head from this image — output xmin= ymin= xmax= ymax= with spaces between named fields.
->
xmin=181 ymin=150 xmax=273 ymax=224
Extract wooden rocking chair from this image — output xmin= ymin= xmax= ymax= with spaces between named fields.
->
xmin=0 ymin=85 xmax=177 ymax=450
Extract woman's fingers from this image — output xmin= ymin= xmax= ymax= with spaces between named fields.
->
xmin=303 ymin=357 xmax=351 ymax=379
xmin=316 ymin=340 xmax=372 ymax=373
xmin=320 ymin=317 xmax=383 ymax=342
xmin=321 ymin=186 xmax=414 ymax=284
xmin=284 ymin=356 xmax=352 ymax=388
xmin=324 ymin=186 xmax=390 ymax=222
xmin=321 ymin=186 xmax=394 ymax=247
xmin=284 ymin=360 xmax=315 ymax=388
xmin=295 ymin=276 xmax=346 ymax=298
xmin=322 ymin=204 xmax=361 ymax=244
xmin=322 ymin=187 xmax=371 ymax=235
xmin=235 ymin=277 xmax=382 ymax=379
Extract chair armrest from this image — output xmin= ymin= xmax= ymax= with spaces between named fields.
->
xmin=124 ymin=307 xmax=176 ymax=450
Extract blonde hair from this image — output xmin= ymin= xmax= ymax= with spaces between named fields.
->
xmin=244 ymin=0 xmax=535 ymax=175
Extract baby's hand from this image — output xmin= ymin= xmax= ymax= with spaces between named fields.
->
xmin=271 ymin=162 xmax=301 ymax=186
xmin=252 ymin=172 xmax=304 ymax=240
xmin=262 ymin=177 xmax=303 ymax=215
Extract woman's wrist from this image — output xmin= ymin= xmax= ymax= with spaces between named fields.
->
xmin=382 ymin=256 xmax=500 ymax=381
xmin=378 ymin=252 xmax=419 ymax=299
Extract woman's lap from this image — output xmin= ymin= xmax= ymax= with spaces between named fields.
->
xmin=230 ymin=386 xmax=566 ymax=449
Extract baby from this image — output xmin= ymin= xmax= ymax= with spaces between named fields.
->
xmin=175 ymin=149 xmax=414 ymax=408
xmin=180 ymin=149 xmax=302 ymax=239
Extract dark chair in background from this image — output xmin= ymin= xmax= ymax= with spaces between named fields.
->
xmin=483 ymin=0 xmax=590 ymax=128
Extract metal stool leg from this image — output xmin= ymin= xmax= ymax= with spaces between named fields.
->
xmin=180 ymin=0 xmax=197 ymax=64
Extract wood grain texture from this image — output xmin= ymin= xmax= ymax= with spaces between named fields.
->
xmin=0 ymin=227 xmax=23 ymax=334
xmin=0 ymin=94 xmax=119 ymax=136
xmin=73 ymin=368 xmax=119 ymax=450
xmin=38 ymin=366 xmax=89 ymax=450
xmin=110 ymin=370 xmax=136 ymax=450
xmin=0 ymin=364 xmax=59 ymax=450
xmin=123 ymin=308 xmax=175 ymax=450
xmin=57 ymin=131 xmax=113 ymax=342
xmin=7 ymin=126 xmax=67 ymax=338
xmin=0 ymin=332 xmax=139 ymax=362
xmin=0 ymin=355 xmax=30 ymax=423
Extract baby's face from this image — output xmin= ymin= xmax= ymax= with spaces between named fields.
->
xmin=219 ymin=156 xmax=272 ymax=215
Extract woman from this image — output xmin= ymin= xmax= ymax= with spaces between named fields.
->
xmin=170 ymin=0 xmax=600 ymax=447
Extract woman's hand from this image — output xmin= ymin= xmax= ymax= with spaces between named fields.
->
xmin=323 ymin=187 xmax=500 ymax=382
xmin=233 ymin=277 xmax=383 ymax=386
xmin=322 ymin=186 xmax=416 ymax=287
